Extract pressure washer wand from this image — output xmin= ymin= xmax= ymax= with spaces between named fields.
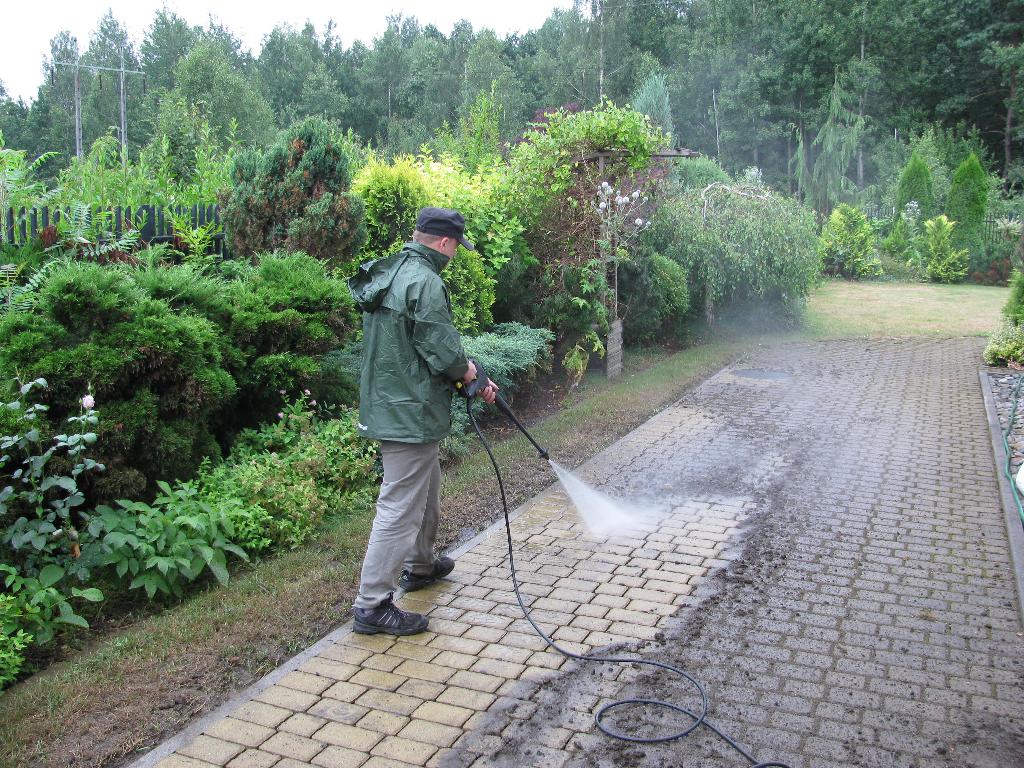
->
xmin=456 ymin=359 xmax=549 ymax=460
xmin=493 ymin=393 xmax=549 ymax=460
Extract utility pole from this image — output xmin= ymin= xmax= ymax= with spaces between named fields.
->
xmin=53 ymin=51 xmax=144 ymax=162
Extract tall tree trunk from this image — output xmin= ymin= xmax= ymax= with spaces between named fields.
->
xmin=1006 ymin=64 xmax=1017 ymax=194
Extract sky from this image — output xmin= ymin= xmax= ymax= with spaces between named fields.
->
xmin=1 ymin=1 xmax=575 ymax=104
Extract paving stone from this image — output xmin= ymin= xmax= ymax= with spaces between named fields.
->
xmin=180 ymin=735 xmax=245 ymax=765
xmin=397 ymin=718 xmax=463 ymax=748
xmin=226 ymin=749 xmax=280 ymax=768
xmin=232 ymin=701 xmax=294 ymax=729
xmin=311 ymin=745 xmax=369 ymax=768
xmin=206 ymin=718 xmax=276 ymax=748
xmin=279 ymin=713 xmax=331 ymax=738
xmin=313 ymin=722 xmax=385 ymax=752
xmin=260 ymin=732 xmax=325 ymax=762
xmin=370 ymin=735 xmax=438 ymax=765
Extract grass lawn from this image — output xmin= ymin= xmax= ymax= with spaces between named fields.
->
xmin=804 ymin=279 xmax=1008 ymax=338
xmin=0 ymin=278 xmax=1008 ymax=768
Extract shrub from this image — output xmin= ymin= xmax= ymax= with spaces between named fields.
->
xmin=0 ymin=263 xmax=236 ymax=502
xmin=945 ymin=152 xmax=989 ymax=261
xmin=1004 ymin=270 xmax=1024 ymax=326
xmin=221 ymin=253 xmax=359 ymax=432
xmin=0 ymin=563 xmax=102 ymax=645
xmin=222 ymin=117 xmax=366 ymax=266
xmin=619 ymin=251 xmax=691 ymax=344
xmin=1 ymin=378 xmax=104 ymax=580
xmin=983 ymin=322 xmax=1024 ymax=366
xmin=352 ymin=156 xmax=429 ymax=262
xmin=895 ymin=151 xmax=937 ymax=222
xmin=922 ymin=215 xmax=969 ymax=283
xmin=226 ymin=398 xmax=378 ymax=548
xmin=818 ymin=204 xmax=882 ymax=279
xmin=0 ymin=593 xmax=32 ymax=688
xmin=647 ymin=182 xmax=820 ymax=325
xmin=671 ymin=156 xmax=730 ymax=191
xmin=502 ymin=104 xmax=666 ymax=350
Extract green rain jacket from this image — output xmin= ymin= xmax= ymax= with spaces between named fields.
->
xmin=348 ymin=242 xmax=469 ymax=444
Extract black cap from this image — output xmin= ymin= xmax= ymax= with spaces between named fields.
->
xmin=415 ymin=207 xmax=475 ymax=251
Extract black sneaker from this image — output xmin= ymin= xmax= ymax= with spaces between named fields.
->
xmin=398 ymin=556 xmax=455 ymax=592
xmin=353 ymin=597 xmax=429 ymax=636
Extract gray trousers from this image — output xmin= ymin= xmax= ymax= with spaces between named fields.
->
xmin=354 ymin=440 xmax=441 ymax=610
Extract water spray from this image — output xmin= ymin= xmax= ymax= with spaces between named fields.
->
xmin=457 ymin=361 xmax=791 ymax=767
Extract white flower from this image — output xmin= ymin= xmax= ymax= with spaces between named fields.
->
xmin=310 ymin=399 xmax=317 ymax=406
xmin=303 ymin=389 xmax=311 ymax=396
xmin=635 ymin=218 xmax=643 ymax=226
xmin=278 ymin=389 xmax=286 ymax=395
xmin=602 ymin=181 xmax=611 ymax=191
xmin=632 ymin=190 xmax=640 ymax=199
xmin=277 ymin=412 xmax=284 ymax=419
xmin=598 ymin=201 xmax=607 ymax=210
xmin=81 ymin=394 xmax=95 ymax=409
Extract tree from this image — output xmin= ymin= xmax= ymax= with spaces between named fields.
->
xmin=631 ymin=71 xmax=673 ymax=140
xmin=173 ymin=40 xmax=274 ymax=147
xmin=257 ymin=23 xmax=324 ymax=126
xmin=140 ymin=9 xmax=201 ymax=94
xmin=945 ymin=152 xmax=989 ymax=258
xmin=222 ymin=117 xmax=366 ymax=266
xmin=797 ymin=71 xmax=864 ymax=214
xmin=895 ymin=151 xmax=937 ymax=221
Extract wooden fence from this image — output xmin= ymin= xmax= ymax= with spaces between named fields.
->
xmin=2 ymin=205 xmax=226 ymax=254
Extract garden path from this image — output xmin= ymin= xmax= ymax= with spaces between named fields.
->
xmin=137 ymin=337 xmax=1024 ymax=768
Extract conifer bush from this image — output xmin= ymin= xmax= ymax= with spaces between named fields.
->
xmin=922 ymin=215 xmax=969 ymax=284
xmin=818 ymin=204 xmax=882 ymax=279
xmin=222 ymin=117 xmax=366 ymax=265
xmin=351 ymin=156 xmax=429 ymax=263
xmin=945 ymin=152 xmax=989 ymax=265
xmin=895 ymin=152 xmax=937 ymax=222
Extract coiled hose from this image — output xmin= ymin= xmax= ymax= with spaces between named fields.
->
xmin=467 ymin=400 xmax=791 ymax=767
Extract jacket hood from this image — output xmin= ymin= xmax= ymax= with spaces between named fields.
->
xmin=347 ymin=243 xmax=447 ymax=312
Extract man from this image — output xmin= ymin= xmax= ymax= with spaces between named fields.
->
xmin=348 ymin=207 xmax=497 ymax=636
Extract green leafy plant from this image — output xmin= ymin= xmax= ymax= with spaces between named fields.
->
xmin=1 ymin=378 xmax=104 ymax=575
xmin=0 ymin=563 xmax=102 ymax=645
xmin=983 ymin=321 xmax=1024 ymax=366
xmin=168 ymin=209 xmax=222 ymax=272
xmin=88 ymin=480 xmax=249 ymax=599
xmin=0 ymin=593 xmax=32 ymax=687
xmin=818 ymin=204 xmax=882 ymax=278
xmin=48 ymin=202 xmax=142 ymax=263
xmin=922 ymin=215 xmax=969 ymax=283
xmin=0 ymin=130 xmax=57 ymax=243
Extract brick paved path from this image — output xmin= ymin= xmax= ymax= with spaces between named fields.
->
xmin=145 ymin=338 xmax=1024 ymax=768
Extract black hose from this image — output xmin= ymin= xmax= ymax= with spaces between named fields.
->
xmin=467 ymin=399 xmax=791 ymax=767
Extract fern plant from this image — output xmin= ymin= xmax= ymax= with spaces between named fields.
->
xmin=0 ymin=260 xmax=64 ymax=316
xmin=49 ymin=202 xmax=140 ymax=261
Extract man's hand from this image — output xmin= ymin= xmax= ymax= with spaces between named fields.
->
xmin=462 ymin=361 xmax=498 ymax=404
xmin=480 ymin=379 xmax=498 ymax=405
